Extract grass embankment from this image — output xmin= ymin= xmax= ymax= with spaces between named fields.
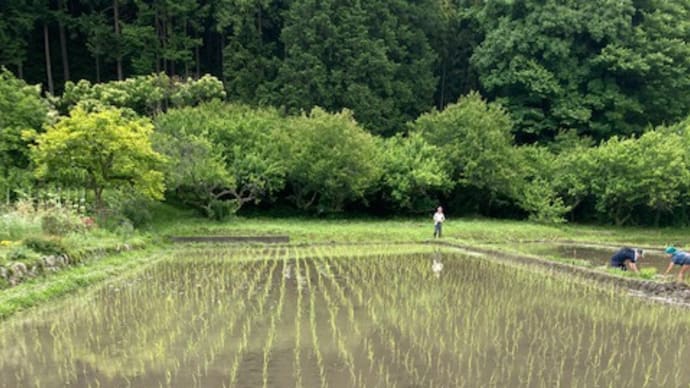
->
xmin=155 ymin=209 xmax=690 ymax=248
xmin=0 ymin=248 xmax=164 ymax=320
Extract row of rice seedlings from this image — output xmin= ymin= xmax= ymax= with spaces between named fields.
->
xmin=303 ymin=249 xmax=329 ymax=388
xmin=261 ymin=250 xmax=288 ymax=388
xmin=326 ymin=253 xmax=415 ymax=386
xmin=292 ymin=250 xmax=304 ymax=388
xmin=352 ymin=254 xmax=447 ymax=387
xmin=323 ymin=252 xmax=409 ymax=387
xmin=227 ymin=256 xmax=280 ymax=387
xmin=311 ymin=246 xmax=358 ymax=386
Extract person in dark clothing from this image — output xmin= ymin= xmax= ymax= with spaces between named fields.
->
xmin=610 ymin=247 xmax=643 ymax=272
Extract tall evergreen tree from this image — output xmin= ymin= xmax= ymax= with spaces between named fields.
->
xmin=276 ymin=0 xmax=437 ymax=135
xmin=217 ymin=0 xmax=284 ymax=104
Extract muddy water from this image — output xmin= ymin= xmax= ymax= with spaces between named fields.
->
xmin=511 ymin=242 xmax=670 ymax=272
xmin=1 ymin=248 xmax=690 ymax=387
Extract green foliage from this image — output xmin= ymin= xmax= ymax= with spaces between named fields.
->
xmin=279 ymin=108 xmax=382 ymax=212
xmin=514 ymin=146 xmax=571 ymax=224
xmin=0 ymin=68 xmax=52 ymax=201
xmin=41 ymin=208 xmax=84 ymax=236
xmin=7 ymin=245 xmax=41 ymax=263
xmin=472 ymin=0 xmax=690 ymax=140
xmin=415 ymin=92 xmax=520 ymax=205
xmin=22 ymin=236 xmax=68 ymax=257
xmin=587 ymin=129 xmax=690 ymax=225
xmin=32 ymin=107 xmax=166 ymax=210
xmin=275 ymin=0 xmax=437 ymax=134
xmin=59 ymin=73 xmax=226 ymax=116
xmin=154 ymin=102 xmax=285 ymax=217
xmin=379 ymin=132 xmax=452 ymax=212
xmin=117 ymin=197 xmax=154 ymax=228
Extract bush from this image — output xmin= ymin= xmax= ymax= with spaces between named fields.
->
xmin=0 ymin=211 xmax=41 ymax=241
xmin=7 ymin=245 xmax=41 ymax=262
xmin=206 ymin=199 xmax=239 ymax=221
xmin=22 ymin=236 xmax=68 ymax=256
xmin=41 ymin=208 xmax=84 ymax=236
xmin=119 ymin=198 xmax=153 ymax=228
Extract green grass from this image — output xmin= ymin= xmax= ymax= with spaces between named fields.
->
xmin=0 ymin=248 xmax=164 ymax=320
xmin=152 ymin=205 xmax=690 ymax=248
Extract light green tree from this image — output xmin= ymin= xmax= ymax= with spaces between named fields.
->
xmin=32 ymin=106 xmax=165 ymax=210
xmin=415 ymin=92 xmax=520 ymax=212
xmin=279 ymin=108 xmax=382 ymax=212
xmin=154 ymin=101 xmax=286 ymax=217
xmin=379 ymin=132 xmax=452 ymax=212
xmin=588 ymin=130 xmax=690 ymax=225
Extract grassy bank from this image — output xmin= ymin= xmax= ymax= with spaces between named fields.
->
xmin=154 ymin=209 xmax=690 ymax=248
xmin=0 ymin=248 xmax=164 ymax=320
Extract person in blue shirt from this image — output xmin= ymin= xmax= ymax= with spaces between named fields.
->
xmin=663 ymin=246 xmax=690 ymax=282
xmin=609 ymin=247 xmax=643 ymax=272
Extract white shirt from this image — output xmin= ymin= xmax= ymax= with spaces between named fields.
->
xmin=433 ymin=212 xmax=445 ymax=224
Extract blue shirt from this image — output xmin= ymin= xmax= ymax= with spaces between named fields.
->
xmin=671 ymin=251 xmax=690 ymax=265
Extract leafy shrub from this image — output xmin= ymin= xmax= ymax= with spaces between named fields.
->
xmin=0 ymin=211 xmax=41 ymax=240
xmin=22 ymin=237 xmax=68 ymax=256
xmin=7 ymin=245 xmax=41 ymax=262
xmin=206 ymin=199 xmax=239 ymax=221
xmin=60 ymin=73 xmax=226 ymax=116
xmin=119 ymin=197 xmax=153 ymax=228
xmin=41 ymin=208 xmax=84 ymax=236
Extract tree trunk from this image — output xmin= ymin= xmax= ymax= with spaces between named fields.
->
xmin=155 ymin=10 xmax=161 ymax=73
xmin=168 ymin=20 xmax=175 ymax=77
xmin=17 ymin=62 xmax=23 ymax=78
xmin=43 ymin=23 xmax=55 ymax=95
xmin=58 ymin=0 xmax=70 ymax=82
xmin=95 ymin=54 xmax=101 ymax=83
xmin=195 ymin=46 xmax=200 ymax=78
xmin=113 ymin=0 xmax=123 ymax=80
xmin=439 ymin=60 xmax=446 ymax=109
xmin=161 ymin=16 xmax=168 ymax=75
xmin=220 ymin=34 xmax=225 ymax=83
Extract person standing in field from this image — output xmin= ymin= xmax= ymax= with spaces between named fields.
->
xmin=609 ymin=247 xmax=643 ymax=272
xmin=433 ymin=206 xmax=445 ymax=238
xmin=663 ymin=246 xmax=690 ymax=282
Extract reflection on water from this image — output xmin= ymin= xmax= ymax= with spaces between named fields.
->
xmin=1 ymin=248 xmax=690 ymax=387
xmin=432 ymin=250 xmax=444 ymax=278
xmin=510 ymin=243 xmax=669 ymax=272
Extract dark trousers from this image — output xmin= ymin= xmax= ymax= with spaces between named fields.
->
xmin=434 ymin=223 xmax=442 ymax=238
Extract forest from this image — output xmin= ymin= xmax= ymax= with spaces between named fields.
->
xmin=2 ymin=0 xmax=690 ymax=226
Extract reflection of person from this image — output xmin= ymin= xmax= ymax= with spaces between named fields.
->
xmin=663 ymin=246 xmax=690 ymax=282
xmin=433 ymin=206 xmax=445 ymax=238
xmin=432 ymin=250 xmax=443 ymax=278
xmin=609 ymin=247 xmax=643 ymax=272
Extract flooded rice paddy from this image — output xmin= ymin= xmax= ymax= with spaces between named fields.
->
xmin=502 ymin=242 xmax=669 ymax=272
xmin=1 ymin=245 xmax=690 ymax=387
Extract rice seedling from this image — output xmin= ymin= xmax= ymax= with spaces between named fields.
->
xmin=1 ymin=245 xmax=690 ymax=387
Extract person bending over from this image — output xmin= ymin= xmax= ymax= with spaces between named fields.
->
xmin=609 ymin=247 xmax=643 ymax=272
xmin=663 ymin=246 xmax=690 ymax=282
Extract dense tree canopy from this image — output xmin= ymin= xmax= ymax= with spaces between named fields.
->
xmin=3 ymin=1 xmax=690 ymax=226
xmin=3 ymin=0 xmax=688 ymax=138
